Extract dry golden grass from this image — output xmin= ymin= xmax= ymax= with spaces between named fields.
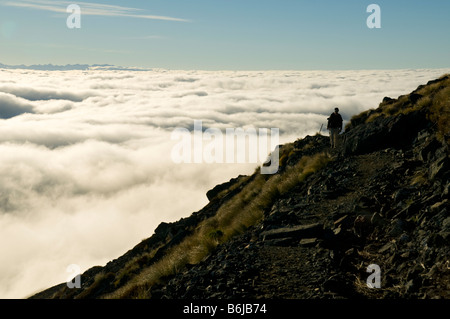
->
xmin=353 ymin=275 xmax=402 ymax=298
xmin=382 ymin=95 xmax=409 ymax=116
xmin=345 ymin=109 xmax=372 ymax=130
xmin=427 ymin=83 xmax=450 ymax=140
xmin=76 ymin=272 xmax=115 ymax=299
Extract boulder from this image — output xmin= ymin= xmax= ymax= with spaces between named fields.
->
xmin=260 ymin=223 xmax=323 ymax=241
xmin=344 ymin=110 xmax=428 ymax=156
xmin=206 ymin=175 xmax=245 ymax=201
xmin=299 ymin=238 xmax=319 ymax=247
xmin=409 ymin=93 xmax=423 ymax=105
xmin=419 ymin=137 xmax=442 ymax=162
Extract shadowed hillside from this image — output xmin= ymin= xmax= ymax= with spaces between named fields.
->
xmin=31 ymin=74 xmax=449 ymax=299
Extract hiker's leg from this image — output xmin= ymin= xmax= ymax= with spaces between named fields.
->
xmin=330 ymin=129 xmax=337 ymax=148
xmin=333 ymin=130 xmax=339 ymax=148
xmin=329 ymin=130 xmax=334 ymax=148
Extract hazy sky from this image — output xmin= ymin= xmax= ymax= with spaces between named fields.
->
xmin=0 ymin=0 xmax=449 ymax=70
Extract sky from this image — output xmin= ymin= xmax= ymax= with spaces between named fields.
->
xmin=0 ymin=0 xmax=449 ymax=70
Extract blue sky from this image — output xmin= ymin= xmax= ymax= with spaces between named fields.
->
xmin=0 ymin=0 xmax=449 ymax=70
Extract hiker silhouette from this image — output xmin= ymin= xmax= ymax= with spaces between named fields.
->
xmin=327 ymin=107 xmax=343 ymax=149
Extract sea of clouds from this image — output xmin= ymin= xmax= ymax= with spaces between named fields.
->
xmin=0 ymin=67 xmax=449 ymax=298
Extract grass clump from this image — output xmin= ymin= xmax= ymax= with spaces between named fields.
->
xmin=427 ymin=82 xmax=450 ymax=141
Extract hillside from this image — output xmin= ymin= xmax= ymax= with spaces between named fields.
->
xmin=31 ymin=74 xmax=449 ymax=299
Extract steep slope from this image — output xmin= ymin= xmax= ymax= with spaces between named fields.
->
xmin=31 ymin=74 xmax=449 ymax=299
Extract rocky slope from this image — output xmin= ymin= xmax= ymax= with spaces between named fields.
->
xmin=31 ymin=75 xmax=449 ymax=299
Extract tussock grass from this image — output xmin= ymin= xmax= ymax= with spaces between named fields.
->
xmin=112 ymin=248 xmax=161 ymax=288
xmin=105 ymin=151 xmax=331 ymax=299
xmin=427 ymin=83 xmax=450 ymax=141
xmin=76 ymin=272 xmax=115 ymax=299
xmin=354 ymin=275 xmax=402 ymax=298
xmin=278 ymin=144 xmax=294 ymax=168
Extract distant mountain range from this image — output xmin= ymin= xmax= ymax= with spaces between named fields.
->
xmin=0 ymin=63 xmax=151 ymax=71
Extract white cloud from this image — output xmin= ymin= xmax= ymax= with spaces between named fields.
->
xmin=2 ymin=0 xmax=190 ymax=22
xmin=0 ymin=67 xmax=449 ymax=298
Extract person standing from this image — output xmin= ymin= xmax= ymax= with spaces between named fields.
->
xmin=327 ymin=107 xmax=343 ymax=149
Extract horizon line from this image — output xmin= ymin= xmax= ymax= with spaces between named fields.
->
xmin=1 ymin=62 xmax=450 ymax=73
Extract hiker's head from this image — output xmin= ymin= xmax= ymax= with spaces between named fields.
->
xmin=334 ymin=107 xmax=339 ymax=113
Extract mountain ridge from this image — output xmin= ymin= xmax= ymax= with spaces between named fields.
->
xmin=30 ymin=74 xmax=449 ymax=299
xmin=0 ymin=62 xmax=151 ymax=71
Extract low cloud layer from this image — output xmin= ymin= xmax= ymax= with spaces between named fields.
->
xmin=0 ymin=67 xmax=449 ymax=298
